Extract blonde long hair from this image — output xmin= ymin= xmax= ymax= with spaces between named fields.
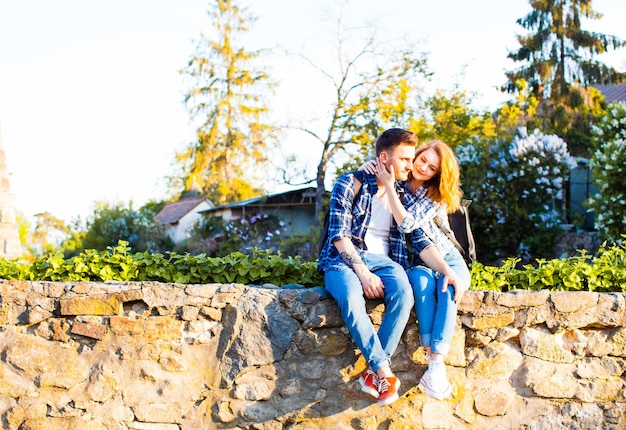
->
xmin=414 ymin=139 xmax=463 ymax=213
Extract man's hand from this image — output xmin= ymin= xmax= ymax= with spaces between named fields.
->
xmin=358 ymin=270 xmax=385 ymax=299
xmin=336 ymin=240 xmax=385 ymax=299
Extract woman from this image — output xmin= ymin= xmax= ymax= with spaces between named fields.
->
xmin=364 ymin=139 xmax=471 ymax=400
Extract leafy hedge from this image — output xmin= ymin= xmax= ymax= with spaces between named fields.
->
xmin=1 ymin=240 xmax=625 ymax=292
xmin=0 ymin=242 xmax=323 ymax=287
xmin=470 ymin=239 xmax=626 ymax=292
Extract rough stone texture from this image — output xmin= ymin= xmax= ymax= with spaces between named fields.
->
xmin=0 ymin=280 xmax=625 ymax=429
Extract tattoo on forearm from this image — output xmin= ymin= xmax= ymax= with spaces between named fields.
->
xmin=340 ymin=251 xmax=363 ymax=267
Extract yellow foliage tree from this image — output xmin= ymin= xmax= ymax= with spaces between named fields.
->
xmin=178 ymin=0 xmax=276 ymax=205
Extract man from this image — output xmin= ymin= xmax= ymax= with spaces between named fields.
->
xmin=317 ymin=128 xmax=427 ymax=406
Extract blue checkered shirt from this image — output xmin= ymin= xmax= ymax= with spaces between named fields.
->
xmin=317 ymin=171 xmax=432 ymax=273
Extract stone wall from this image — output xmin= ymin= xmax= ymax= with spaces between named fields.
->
xmin=0 ymin=280 xmax=625 ymax=430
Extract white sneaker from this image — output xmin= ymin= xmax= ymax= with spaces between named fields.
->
xmin=419 ymin=361 xmax=452 ymax=400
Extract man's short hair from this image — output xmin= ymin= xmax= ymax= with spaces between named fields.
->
xmin=375 ymin=128 xmax=419 ymax=156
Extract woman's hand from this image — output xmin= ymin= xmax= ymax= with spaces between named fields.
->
xmin=359 ymin=159 xmax=377 ymax=175
xmin=375 ymin=158 xmax=395 ymax=189
xmin=440 ymin=271 xmax=466 ymax=304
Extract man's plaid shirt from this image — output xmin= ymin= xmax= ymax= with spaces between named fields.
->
xmin=317 ymin=171 xmax=433 ymax=273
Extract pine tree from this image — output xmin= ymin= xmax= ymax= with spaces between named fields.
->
xmin=503 ymin=0 xmax=625 ymax=102
xmin=502 ymin=0 xmax=625 ymax=155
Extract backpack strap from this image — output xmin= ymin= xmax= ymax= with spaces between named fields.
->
xmin=352 ymin=170 xmax=364 ymax=197
xmin=433 ymin=214 xmax=466 ymax=260
xmin=353 ymin=176 xmax=362 ymax=198
xmin=460 ymin=199 xmax=476 ymax=262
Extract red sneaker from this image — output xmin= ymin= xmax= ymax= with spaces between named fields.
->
xmin=358 ymin=369 xmax=379 ymax=399
xmin=377 ymin=375 xmax=400 ymax=406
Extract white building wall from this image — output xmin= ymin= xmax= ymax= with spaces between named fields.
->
xmin=166 ymin=200 xmax=213 ymax=244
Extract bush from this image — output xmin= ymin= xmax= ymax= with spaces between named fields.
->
xmin=187 ymin=213 xmax=285 ymax=257
xmin=0 ymin=241 xmax=323 ymax=287
xmin=82 ymin=202 xmax=173 ymax=254
xmin=587 ymin=103 xmax=626 ymax=242
xmin=2 ymin=239 xmax=625 ymax=293
xmin=457 ymin=128 xmax=576 ymax=261
xmin=469 ymin=238 xmax=626 ymax=293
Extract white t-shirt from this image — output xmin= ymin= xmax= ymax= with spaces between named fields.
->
xmin=364 ymin=191 xmax=392 ymax=255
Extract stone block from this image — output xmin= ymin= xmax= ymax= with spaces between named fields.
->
xmin=185 ymin=283 xmax=220 ymax=298
xmin=72 ymin=282 xmax=92 ymax=294
xmin=44 ymin=281 xmax=67 ymax=298
xmin=144 ymin=316 xmax=184 ymax=343
xmin=318 ymin=332 xmax=349 ymax=357
xmin=474 ymin=387 xmax=512 ymax=416
xmin=494 ymin=289 xmax=550 ymax=308
xmin=200 ymin=306 xmax=222 ymax=321
xmin=518 ymin=357 xmax=578 ymax=399
xmin=60 ymin=295 xmax=122 ymax=316
xmin=466 ymin=341 xmax=523 ymax=380
xmin=110 ymin=315 xmax=145 ymax=336
xmin=5 ymin=335 xmax=89 ymax=389
xmin=141 ymin=283 xmax=188 ymax=308
xmin=133 ymin=402 xmax=183 ymax=424
xmin=551 ymin=291 xmax=599 ymax=312
xmin=461 ymin=310 xmax=515 ymax=330
xmin=520 ymin=326 xmax=575 ymax=363
xmin=0 ymin=362 xmax=34 ymax=398
xmin=71 ymin=320 xmax=107 ymax=340
xmin=457 ymin=290 xmax=484 ymax=313
xmin=607 ymin=327 xmax=626 ymax=357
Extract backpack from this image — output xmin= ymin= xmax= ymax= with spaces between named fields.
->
xmin=317 ymin=172 xmax=363 ymax=257
xmin=433 ymin=199 xmax=477 ymax=264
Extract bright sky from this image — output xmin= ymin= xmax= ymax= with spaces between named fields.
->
xmin=1 ymin=0 xmax=624 ymax=225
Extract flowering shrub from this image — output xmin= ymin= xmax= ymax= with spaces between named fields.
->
xmin=587 ymin=103 xmax=626 ymax=242
xmin=457 ymin=128 xmax=575 ymax=260
xmin=190 ymin=213 xmax=285 ymax=256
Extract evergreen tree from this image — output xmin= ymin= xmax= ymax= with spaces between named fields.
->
xmin=503 ymin=0 xmax=625 ymax=101
xmin=502 ymin=0 xmax=625 ymax=155
xmin=178 ymin=0 xmax=276 ymax=205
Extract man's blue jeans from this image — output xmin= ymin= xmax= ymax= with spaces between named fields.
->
xmin=408 ymin=251 xmax=471 ymax=356
xmin=324 ymin=252 xmax=414 ymax=372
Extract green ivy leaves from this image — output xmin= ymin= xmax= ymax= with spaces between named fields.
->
xmin=0 ymin=241 xmax=323 ymax=287
xmin=468 ymin=238 xmax=626 ymax=292
xmin=1 ymin=240 xmax=624 ymax=292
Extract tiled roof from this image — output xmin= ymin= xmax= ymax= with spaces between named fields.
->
xmin=155 ymin=197 xmax=207 ymax=225
xmin=593 ymin=82 xmax=626 ymax=103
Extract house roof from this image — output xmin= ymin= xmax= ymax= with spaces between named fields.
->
xmin=593 ymin=82 xmax=626 ymax=104
xmin=200 ymin=186 xmax=319 ymax=214
xmin=155 ymin=197 xmax=208 ymax=225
